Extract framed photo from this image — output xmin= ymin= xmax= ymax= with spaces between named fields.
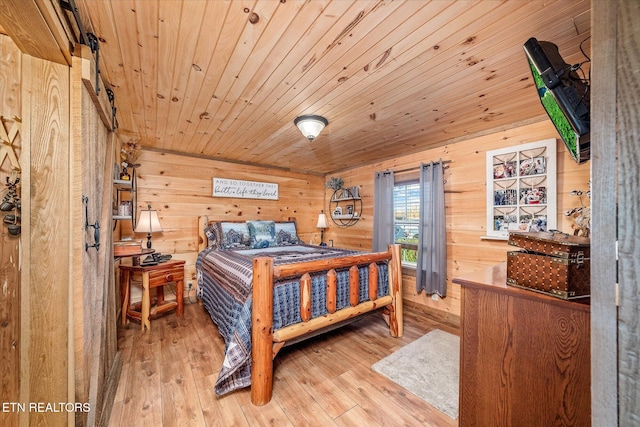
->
xmin=519 ymin=158 xmax=536 ymax=176
xmin=346 ymin=204 xmax=353 ymax=215
xmin=533 ymin=156 xmax=546 ymax=174
xmin=505 ymin=161 xmax=517 ymax=177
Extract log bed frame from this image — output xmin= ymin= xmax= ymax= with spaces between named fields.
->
xmin=197 ymin=217 xmax=403 ymax=405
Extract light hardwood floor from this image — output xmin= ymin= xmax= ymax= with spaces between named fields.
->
xmin=108 ymin=302 xmax=459 ymax=427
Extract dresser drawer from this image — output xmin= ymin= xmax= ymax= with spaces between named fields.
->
xmin=147 ymin=265 xmax=184 ymax=287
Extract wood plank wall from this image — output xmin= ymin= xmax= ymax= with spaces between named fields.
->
xmin=22 ymin=52 xmax=72 ymax=426
xmin=324 ymin=120 xmax=590 ymax=324
xmin=122 ymin=150 xmax=325 ymax=286
xmin=132 ymin=120 xmax=589 ymax=325
xmin=0 ymin=33 xmax=21 ymax=427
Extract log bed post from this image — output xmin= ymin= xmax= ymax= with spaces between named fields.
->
xmin=251 ymin=256 xmax=274 ymax=406
xmin=388 ymin=244 xmax=403 ymax=337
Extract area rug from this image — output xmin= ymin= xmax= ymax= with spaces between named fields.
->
xmin=371 ymin=329 xmax=459 ymax=419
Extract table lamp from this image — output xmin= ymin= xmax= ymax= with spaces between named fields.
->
xmin=135 ymin=204 xmax=162 ymax=248
xmin=316 ymin=210 xmax=328 ymax=246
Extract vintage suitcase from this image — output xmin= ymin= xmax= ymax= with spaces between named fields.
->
xmin=506 ymin=231 xmax=590 ymax=299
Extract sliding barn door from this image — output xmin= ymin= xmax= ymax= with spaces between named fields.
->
xmin=72 ymin=49 xmax=119 ymax=427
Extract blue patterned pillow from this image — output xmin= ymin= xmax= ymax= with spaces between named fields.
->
xmin=247 ymin=220 xmax=276 ymax=249
xmin=220 ymin=221 xmax=251 ymax=249
xmin=274 ymin=221 xmax=301 ymax=246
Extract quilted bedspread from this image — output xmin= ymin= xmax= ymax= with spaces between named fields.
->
xmin=196 ymin=244 xmax=389 ymax=395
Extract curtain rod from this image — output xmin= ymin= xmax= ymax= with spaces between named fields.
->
xmin=393 ymin=159 xmax=452 ymax=174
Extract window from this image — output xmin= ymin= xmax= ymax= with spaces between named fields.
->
xmin=394 ymin=182 xmax=419 ymax=265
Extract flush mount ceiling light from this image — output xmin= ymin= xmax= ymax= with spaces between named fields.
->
xmin=294 ymin=115 xmax=328 ymax=142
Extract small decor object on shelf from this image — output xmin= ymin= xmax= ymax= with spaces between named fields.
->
xmin=325 ymin=176 xmax=344 ymax=191
xmin=350 ymin=186 xmax=359 ymax=198
xmin=118 ymin=201 xmax=132 ymax=217
xmin=120 ymin=138 xmax=141 ymax=181
xmin=121 ymin=138 xmax=141 ymax=167
xmin=120 ymin=166 xmax=131 ymax=181
xmin=565 ymin=187 xmax=590 ymax=237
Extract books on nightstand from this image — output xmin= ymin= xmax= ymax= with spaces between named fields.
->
xmin=113 ymin=240 xmax=143 ymax=256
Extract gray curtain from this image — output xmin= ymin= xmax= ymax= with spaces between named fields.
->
xmin=372 ymin=171 xmax=394 ymax=252
xmin=416 ymin=161 xmax=447 ymax=296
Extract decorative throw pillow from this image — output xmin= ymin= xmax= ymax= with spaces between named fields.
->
xmin=204 ymin=223 xmax=220 ymax=248
xmin=247 ymin=220 xmax=276 ymax=249
xmin=220 ymin=221 xmax=251 ymax=249
xmin=274 ymin=221 xmax=301 ymax=246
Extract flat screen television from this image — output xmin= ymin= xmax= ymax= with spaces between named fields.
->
xmin=524 ymin=37 xmax=590 ymax=164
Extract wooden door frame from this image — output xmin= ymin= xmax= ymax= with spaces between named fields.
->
xmin=591 ymin=0 xmax=640 ymax=425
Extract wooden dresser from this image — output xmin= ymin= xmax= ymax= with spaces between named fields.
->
xmin=453 ymin=263 xmax=591 ymax=426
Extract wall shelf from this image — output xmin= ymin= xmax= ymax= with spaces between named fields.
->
xmin=113 ymin=169 xmax=137 ymax=228
xmin=329 ymin=187 xmax=362 ymax=227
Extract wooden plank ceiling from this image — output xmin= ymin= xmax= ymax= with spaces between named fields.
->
xmin=75 ymin=0 xmax=591 ymax=175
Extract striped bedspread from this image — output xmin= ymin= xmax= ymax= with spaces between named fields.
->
xmin=196 ymin=244 xmax=389 ymax=395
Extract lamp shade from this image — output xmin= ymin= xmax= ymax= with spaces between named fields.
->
xmin=316 ymin=211 xmax=328 ymax=229
xmin=135 ymin=206 xmax=162 ymax=233
xmin=294 ymin=115 xmax=328 ymax=141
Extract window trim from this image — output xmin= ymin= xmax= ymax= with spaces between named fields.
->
xmin=393 ymin=181 xmax=420 ymax=268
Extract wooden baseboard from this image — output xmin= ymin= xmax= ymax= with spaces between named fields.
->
xmin=403 ymin=299 xmax=460 ymax=330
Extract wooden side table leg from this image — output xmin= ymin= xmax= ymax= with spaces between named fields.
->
xmin=176 ymin=278 xmax=184 ymax=317
xmin=120 ymin=269 xmax=130 ymax=325
xmin=156 ymin=286 xmax=165 ymax=306
xmin=141 ymin=271 xmax=151 ymax=331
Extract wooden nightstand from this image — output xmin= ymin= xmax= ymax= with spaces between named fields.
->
xmin=119 ymin=259 xmax=185 ymax=331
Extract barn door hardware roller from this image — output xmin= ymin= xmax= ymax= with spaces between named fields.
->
xmin=83 ymin=195 xmax=100 ymax=251
xmin=61 ymin=0 xmax=101 ymax=95
xmin=107 ymin=88 xmax=117 ymax=131
xmin=85 ymin=32 xmax=101 ymax=95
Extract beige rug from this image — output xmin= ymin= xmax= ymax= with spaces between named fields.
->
xmin=371 ymin=329 xmax=459 ymax=419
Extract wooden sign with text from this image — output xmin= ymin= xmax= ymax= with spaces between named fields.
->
xmin=213 ymin=178 xmax=278 ymax=200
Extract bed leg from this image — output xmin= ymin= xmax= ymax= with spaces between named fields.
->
xmin=388 ymin=244 xmax=403 ymax=337
xmin=251 ymin=257 xmax=274 ymax=405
